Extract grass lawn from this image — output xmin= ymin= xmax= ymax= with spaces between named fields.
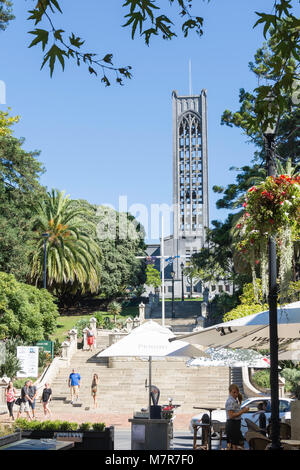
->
xmin=52 ymin=305 xmax=139 ymax=343
xmin=52 ymin=315 xmax=89 ymax=343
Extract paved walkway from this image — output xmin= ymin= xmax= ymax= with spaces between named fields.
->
xmin=0 ymin=404 xmax=192 ymax=431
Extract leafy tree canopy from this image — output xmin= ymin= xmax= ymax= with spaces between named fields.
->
xmin=0 ymin=272 xmax=58 ymax=342
xmin=0 ymin=112 xmax=46 ymax=280
xmin=2 ymin=0 xmax=298 ymax=110
xmin=145 ymin=263 xmax=161 ymax=290
xmin=0 ymin=0 xmax=14 ymax=31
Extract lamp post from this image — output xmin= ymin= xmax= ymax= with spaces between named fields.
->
xmin=180 ymin=262 xmax=185 ymax=302
xmin=42 ymin=232 xmax=50 ymax=289
xmin=263 ymin=118 xmax=281 ymax=450
xmin=170 ymin=270 xmax=175 ymax=319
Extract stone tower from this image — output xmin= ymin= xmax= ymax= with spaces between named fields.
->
xmin=171 ymin=90 xmax=209 ymax=282
xmin=146 ymin=89 xmax=209 ymax=299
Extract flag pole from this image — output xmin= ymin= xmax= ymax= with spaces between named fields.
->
xmin=161 ymin=215 xmax=165 ymax=327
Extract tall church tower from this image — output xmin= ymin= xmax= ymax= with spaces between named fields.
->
xmin=172 ymin=90 xmax=209 ymax=278
xmin=146 ymin=89 xmax=209 ymax=299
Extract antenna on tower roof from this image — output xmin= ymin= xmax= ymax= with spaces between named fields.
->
xmin=189 ymin=59 xmax=193 ymax=96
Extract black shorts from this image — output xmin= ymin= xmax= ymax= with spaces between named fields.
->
xmin=226 ymin=419 xmax=243 ymax=445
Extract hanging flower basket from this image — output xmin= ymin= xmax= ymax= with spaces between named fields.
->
xmin=236 ymin=175 xmax=300 ymax=301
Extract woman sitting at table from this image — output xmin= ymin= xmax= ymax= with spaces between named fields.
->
xmin=225 ymin=384 xmax=249 ymax=450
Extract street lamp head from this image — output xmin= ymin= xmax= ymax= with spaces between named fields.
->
xmin=42 ymin=232 xmax=50 ymax=238
xmin=180 ymin=262 xmax=184 ymax=270
xmin=170 ymin=270 xmax=175 ymax=279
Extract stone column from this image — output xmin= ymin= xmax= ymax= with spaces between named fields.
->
xmin=139 ymin=302 xmax=145 ymax=323
xmin=82 ymin=327 xmax=89 ymax=351
xmin=61 ymin=340 xmax=70 ymax=362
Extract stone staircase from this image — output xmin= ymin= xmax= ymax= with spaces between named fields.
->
xmin=146 ymin=302 xmax=202 ymax=332
xmin=48 ymin=331 xmax=230 ymax=418
xmin=148 ymin=301 xmax=202 ymax=319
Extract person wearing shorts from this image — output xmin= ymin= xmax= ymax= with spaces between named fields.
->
xmin=68 ymin=369 xmax=81 ymax=403
xmin=17 ymin=380 xmax=32 ymax=421
xmin=87 ymin=327 xmax=95 ymax=351
xmin=41 ymin=383 xmax=52 ymax=417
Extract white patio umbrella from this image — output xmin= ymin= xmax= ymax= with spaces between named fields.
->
xmin=186 ymin=347 xmax=270 ymax=368
xmin=98 ymin=320 xmax=207 ymax=417
xmin=172 ymin=301 xmax=300 ymax=351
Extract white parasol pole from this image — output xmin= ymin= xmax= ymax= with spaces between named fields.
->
xmin=161 ymin=215 xmax=165 ymax=327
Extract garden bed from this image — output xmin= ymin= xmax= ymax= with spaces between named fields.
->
xmin=14 ymin=419 xmax=114 ymax=450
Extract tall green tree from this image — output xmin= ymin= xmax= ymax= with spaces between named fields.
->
xmin=145 ymin=264 xmax=161 ymax=290
xmin=0 ymin=271 xmax=58 ymax=342
xmin=0 ymin=113 xmax=45 ymax=281
xmin=96 ymin=205 xmax=146 ymax=299
xmin=29 ymin=189 xmax=101 ymax=297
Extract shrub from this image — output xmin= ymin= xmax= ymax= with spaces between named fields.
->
xmin=251 ymin=369 xmax=270 ymax=389
xmin=79 ymin=422 xmax=92 ymax=431
xmin=92 ymin=422 xmax=106 ymax=432
xmin=0 ymin=272 xmax=58 ymax=342
xmin=14 ymin=419 xmax=106 ymax=433
xmin=280 ymin=368 xmax=300 ymax=394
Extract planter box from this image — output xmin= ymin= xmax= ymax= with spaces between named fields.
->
xmin=0 ymin=432 xmax=21 ymax=447
xmin=20 ymin=426 xmax=114 ymax=450
xmin=74 ymin=427 xmax=114 ymax=450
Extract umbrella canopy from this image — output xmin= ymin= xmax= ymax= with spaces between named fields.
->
xmin=98 ymin=320 xmax=206 ymax=358
xmin=172 ymin=301 xmax=300 ymax=350
xmin=98 ymin=320 xmax=207 ymax=416
xmin=278 ymin=340 xmax=300 ymax=360
xmin=186 ymin=348 xmax=270 ymax=368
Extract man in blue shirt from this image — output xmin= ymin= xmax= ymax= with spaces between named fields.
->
xmin=68 ymin=369 xmax=81 ymax=403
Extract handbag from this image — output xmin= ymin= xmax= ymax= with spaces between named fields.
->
xmin=15 ymin=397 xmax=22 ymax=406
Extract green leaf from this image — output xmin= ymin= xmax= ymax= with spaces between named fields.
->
xmin=48 ymin=0 xmax=63 ymax=14
xmin=27 ymin=9 xmax=43 ymax=25
xmin=102 ymin=54 xmax=113 ymax=64
xmin=40 ymin=44 xmax=67 ymax=76
xmin=28 ymin=29 xmax=49 ymax=51
xmin=69 ymin=33 xmax=85 ymax=48
xmin=54 ymin=29 xmax=65 ymax=42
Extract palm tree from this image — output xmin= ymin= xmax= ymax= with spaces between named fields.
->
xmin=107 ymin=301 xmax=122 ymax=323
xmin=29 ymin=189 xmax=101 ymax=294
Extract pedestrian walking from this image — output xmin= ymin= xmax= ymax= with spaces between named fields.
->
xmin=41 ymin=383 xmax=52 ymax=418
xmin=5 ymin=381 xmax=17 ymax=421
xmin=68 ymin=369 xmax=81 ymax=403
xmin=225 ymin=384 xmax=249 ymax=450
xmin=16 ymin=380 xmax=32 ymax=421
xmin=28 ymin=380 xmax=38 ymax=419
xmin=91 ymin=373 xmax=99 ymax=408
xmin=86 ymin=327 xmax=95 ymax=352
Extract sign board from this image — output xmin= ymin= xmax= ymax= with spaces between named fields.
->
xmin=36 ymin=340 xmax=54 ymax=359
xmin=16 ymin=346 xmax=39 ymax=378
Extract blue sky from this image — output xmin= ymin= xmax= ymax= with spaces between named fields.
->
xmin=0 ymin=0 xmax=287 ymax=242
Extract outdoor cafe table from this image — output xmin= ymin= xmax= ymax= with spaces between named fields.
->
xmin=193 ymin=406 xmax=222 ymax=451
xmin=281 ymin=440 xmax=300 ymax=449
xmin=0 ymin=438 xmax=74 ymax=451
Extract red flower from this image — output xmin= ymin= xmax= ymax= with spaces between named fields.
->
xmin=242 ymin=202 xmax=247 ymax=207
xmin=269 ymin=219 xmax=274 ymax=224
xmin=236 ymin=223 xmax=242 ymax=229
